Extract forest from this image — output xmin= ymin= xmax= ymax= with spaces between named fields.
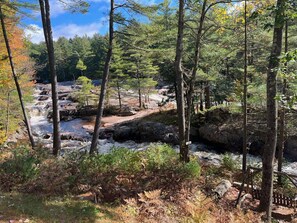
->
xmin=1 ymin=0 xmax=297 ymax=222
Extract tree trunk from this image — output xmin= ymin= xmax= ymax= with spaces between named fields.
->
xmin=116 ymin=80 xmax=122 ymax=109
xmin=5 ymin=90 xmax=11 ymax=137
xmin=0 ymin=6 xmax=35 ymax=149
xmin=278 ymin=21 xmax=288 ymax=185
xmin=39 ymin=0 xmax=61 ymax=156
xmin=184 ymin=0 xmax=207 ymax=159
xmin=199 ymin=92 xmax=203 ymax=111
xmin=242 ymin=0 xmax=248 ymax=173
xmin=90 ymin=0 xmax=114 ymax=154
xmin=204 ymin=82 xmax=211 ymax=109
xmin=175 ymin=0 xmax=187 ymax=162
xmin=259 ymin=0 xmax=285 ymax=221
xmin=137 ymin=71 xmax=142 ymax=108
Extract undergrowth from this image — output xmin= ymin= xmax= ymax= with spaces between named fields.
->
xmin=0 ymin=144 xmax=263 ymax=222
xmin=0 ymin=144 xmax=200 ymax=201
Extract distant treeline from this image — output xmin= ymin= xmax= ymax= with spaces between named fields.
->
xmin=29 ymin=34 xmax=107 ymax=82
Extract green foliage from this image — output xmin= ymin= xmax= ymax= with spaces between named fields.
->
xmin=75 ymin=75 xmax=93 ymax=106
xmin=179 ymin=158 xmax=201 ymax=179
xmin=75 ymin=58 xmax=87 ymax=73
xmin=78 ymin=144 xmax=200 ymax=179
xmin=222 ymin=153 xmax=238 ymax=171
xmin=0 ymin=146 xmax=40 ymax=186
xmin=79 ymin=147 xmax=142 ymax=175
xmin=142 ymin=143 xmax=178 ymax=170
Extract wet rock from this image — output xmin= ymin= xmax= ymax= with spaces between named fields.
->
xmin=38 ymin=96 xmax=49 ymax=101
xmin=285 ymin=136 xmax=297 ymax=162
xmin=113 ymin=126 xmax=135 ymax=141
xmin=60 ymin=132 xmax=88 ymax=142
xmin=40 ymin=90 xmax=50 ymax=95
xmin=43 ymin=134 xmax=51 ymax=139
xmin=112 ymin=121 xmax=179 ymax=144
xmin=198 ymin=124 xmax=242 ymax=153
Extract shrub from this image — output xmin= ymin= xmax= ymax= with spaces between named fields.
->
xmin=222 ymin=153 xmax=238 ymax=171
xmin=180 ymin=158 xmax=201 ymax=179
xmin=0 ymin=146 xmax=40 ymax=190
xmin=78 ymin=147 xmax=142 ymax=176
xmin=142 ymin=143 xmax=178 ymax=171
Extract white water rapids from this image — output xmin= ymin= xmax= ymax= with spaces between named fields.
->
xmin=27 ymin=83 xmax=297 ymax=176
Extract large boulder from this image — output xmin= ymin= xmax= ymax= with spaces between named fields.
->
xmin=195 ymin=108 xmax=266 ymax=155
xmin=285 ymin=136 xmax=297 ymax=162
xmin=198 ymin=124 xmax=242 ymax=153
xmin=113 ymin=125 xmax=136 ymax=141
xmin=112 ymin=121 xmax=179 ymax=144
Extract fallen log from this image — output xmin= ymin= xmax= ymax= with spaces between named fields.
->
xmin=213 ymin=179 xmax=232 ymax=199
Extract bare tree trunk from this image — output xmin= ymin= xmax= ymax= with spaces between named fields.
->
xmin=90 ymin=0 xmax=114 ymax=154
xmin=199 ymin=92 xmax=203 ymax=111
xmin=116 ymin=80 xmax=122 ymax=109
xmin=278 ymin=21 xmax=288 ymax=185
xmin=204 ymin=82 xmax=211 ymax=109
xmin=39 ymin=0 xmax=61 ymax=156
xmin=175 ymin=0 xmax=187 ymax=162
xmin=137 ymin=71 xmax=142 ymax=108
xmin=242 ymin=0 xmax=248 ymax=173
xmin=0 ymin=6 xmax=35 ymax=149
xmin=259 ymin=0 xmax=285 ymax=221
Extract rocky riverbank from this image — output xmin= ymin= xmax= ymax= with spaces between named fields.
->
xmin=23 ymin=83 xmax=297 ymax=163
xmin=192 ymin=107 xmax=297 ymax=162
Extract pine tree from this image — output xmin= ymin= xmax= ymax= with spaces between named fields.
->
xmin=109 ymin=41 xmax=129 ymax=109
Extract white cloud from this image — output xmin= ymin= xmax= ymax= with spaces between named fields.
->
xmin=89 ymin=0 xmax=157 ymax=5
xmin=24 ymin=18 xmax=107 ymax=44
xmin=24 ymin=24 xmax=45 ymax=44
xmin=53 ymin=22 xmax=105 ymax=40
xmin=50 ymin=0 xmax=67 ymax=17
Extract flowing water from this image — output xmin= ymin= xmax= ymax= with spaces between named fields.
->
xmin=28 ymin=83 xmax=297 ymax=176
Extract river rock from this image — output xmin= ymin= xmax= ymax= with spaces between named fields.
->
xmin=60 ymin=132 xmax=88 ymax=142
xmin=118 ymin=106 xmax=137 ymax=116
xmin=285 ymin=136 xmax=297 ymax=162
xmin=112 ymin=121 xmax=179 ymax=144
xmin=38 ymin=96 xmax=49 ymax=101
xmin=40 ymin=90 xmax=50 ymax=95
xmin=76 ymin=105 xmax=98 ymax=117
xmin=198 ymin=123 xmax=242 ymax=153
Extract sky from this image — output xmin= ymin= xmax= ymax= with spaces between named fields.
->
xmin=22 ymin=0 xmax=162 ymax=44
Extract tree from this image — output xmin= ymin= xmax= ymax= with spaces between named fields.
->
xmin=126 ymin=42 xmax=158 ymax=108
xmin=242 ymin=0 xmax=248 ymax=173
xmin=175 ymin=0 xmax=226 ymax=162
xmin=76 ymin=76 xmax=92 ymax=106
xmin=109 ymin=40 xmax=128 ymax=109
xmin=259 ymin=0 xmax=285 ymax=221
xmin=90 ymin=0 xmax=114 ymax=154
xmin=0 ymin=1 xmax=35 ymax=148
xmin=175 ymin=0 xmax=187 ymax=162
xmin=39 ymin=0 xmax=61 ymax=156
xmin=76 ymin=58 xmax=87 ymax=76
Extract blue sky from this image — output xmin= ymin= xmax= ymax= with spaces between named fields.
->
xmin=23 ymin=0 xmax=164 ymax=43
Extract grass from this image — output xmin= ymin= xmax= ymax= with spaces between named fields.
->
xmin=0 ymin=193 xmax=121 ymax=223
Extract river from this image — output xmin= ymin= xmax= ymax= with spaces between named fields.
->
xmin=28 ymin=82 xmax=297 ymax=175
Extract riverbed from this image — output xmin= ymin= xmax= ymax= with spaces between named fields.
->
xmin=28 ymin=82 xmax=297 ymax=176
